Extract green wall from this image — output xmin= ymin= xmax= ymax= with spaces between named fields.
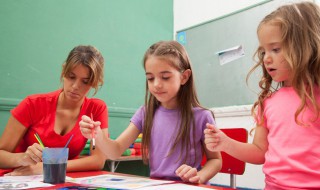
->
xmin=0 ymin=0 xmax=173 ymax=138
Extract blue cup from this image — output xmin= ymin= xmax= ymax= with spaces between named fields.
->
xmin=42 ymin=148 xmax=69 ymax=184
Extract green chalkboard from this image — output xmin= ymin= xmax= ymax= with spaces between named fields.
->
xmin=0 ymin=0 xmax=173 ymax=135
xmin=177 ymin=0 xmax=290 ymax=108
xmin=0 ymin=0 xmax=173 ymax=106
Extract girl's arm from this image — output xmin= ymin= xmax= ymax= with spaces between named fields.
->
xmin=204 ymin=123 xmax=268 ymax=164
xmin=64 ymin=128 xmax=108 ymax=172
xmin=0 ymin=116 xmax=43 ymax=169
xmin=198 ymin=145 xmax=222 ymax=184
xmin=80 ymin=115 xmax=140 ymax=160
xmin=175 ymin=141 xmax=222 ymax=184
xmin=97 ymin=123 xmax=140 ymax=160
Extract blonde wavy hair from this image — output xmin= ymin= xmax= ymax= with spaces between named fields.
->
xmin=247 ymin=2 xmax=320 ymax=126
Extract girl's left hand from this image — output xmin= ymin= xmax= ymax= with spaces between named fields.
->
xmin=5 ymin=162 xmax=43 ymax=176
xmin=175 ymin=164 xmax=200 ymax=183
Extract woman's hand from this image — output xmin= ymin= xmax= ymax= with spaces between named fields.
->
xmin=17 ymin=143 xmax=43 ymax=167
xmin=79 ymin=115 xmax=101 ymax=139
xmin=204 ymin=123 xmax=231 ymax=152
xmin=6 ymin=143 xmax=43 ymax=176
xmin=5 ymin=162 xmax=43 ymax=176
xmin=175 ymin=164 xmax=200 ymax=183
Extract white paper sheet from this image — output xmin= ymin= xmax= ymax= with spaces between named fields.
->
xmin=216 ymin=45 xmax=245 ymax=65
xmin=73 ymin=174 xmax=173 ymax=189
xmin=0 ymin=181 xmax=53 ymax=189
xmin=0 ymin=175 xmax=43 ymax=183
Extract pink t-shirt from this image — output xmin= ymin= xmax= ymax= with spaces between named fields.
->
xmin=261 ymin=87 xmax=320 ymax=189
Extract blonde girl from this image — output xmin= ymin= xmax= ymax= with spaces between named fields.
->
xmin=204 ymin=2 xmax=320 ymax=189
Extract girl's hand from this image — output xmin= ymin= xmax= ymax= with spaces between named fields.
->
xmin=175 ymin=164 xmax=200 ymax=183
xmin=17 ymin=143 xmax=43 ymax=167
xmin=204 ymin=123 xmax=231 ymax=152
xmin=79 ymin=115 xmax=101 ymax=139
xmin=5 ymin=162 xmax=43 ymax=176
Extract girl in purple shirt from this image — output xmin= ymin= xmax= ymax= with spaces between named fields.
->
xmin=80 ymin=40 xmax=222 ymax=184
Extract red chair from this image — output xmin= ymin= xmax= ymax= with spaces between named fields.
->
xmin=202 ymin=128 xmax=248 ymax=189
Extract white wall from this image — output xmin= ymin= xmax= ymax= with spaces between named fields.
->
xmin=174 ymin=0 xmax=265 ymax=33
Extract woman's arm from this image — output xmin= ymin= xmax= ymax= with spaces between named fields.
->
xmin=3 ymin=117 xmax=108 ymax=176
xmin=0 ymin=116 xmax=43 ymax=169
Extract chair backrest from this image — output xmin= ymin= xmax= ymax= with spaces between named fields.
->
xmin=201 ymin=128 xmax=248 ymax=189
xmin=220 ymin=128 xmax=247 ymax=175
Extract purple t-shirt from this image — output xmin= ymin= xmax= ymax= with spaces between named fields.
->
xmin=130 ymin=106 xmax=215 ymax=180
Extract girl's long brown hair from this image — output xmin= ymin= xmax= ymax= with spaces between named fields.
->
xmin=141 ymin=41 xmax=214 ymax=164
xmin=247 ymin=2 xmax=320 ymax=126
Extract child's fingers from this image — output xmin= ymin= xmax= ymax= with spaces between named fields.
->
xmin=175 ymin=164 xmax=185 ymax=174
xmin=206 ymin=123 xmax=217 ymax=131
xmin=79 ymin=120 xmax=94 ymax=129
xmin=204 ymin=131 xmax=220 ymax=152
xmin=206 ymin=123 xmax=222 ymax=134
xmin=183 ymin=167 xmax=197 ymax=178
xmin=79 ymin=125 xmax=94 ymax=139
xmin=93 ymin=121 xmax=101 ymax=128
xmin=81 ymin=115 xmax=93 ymax=123
xmin=175 ymin=164 xmax=190 ymax=179
xmin=188 ymin=175 xmax=200 ymax=183
xmin=178 ymin=166 xmax=198 ymax=183
xmin=203 ymin=128 xmax=212 ymax=136
xmin=204 ymin=136 xmax=217 ymax=144
xmin=176 ymin=165 xmax=195 ymax=181
xmin=80 ymin=127 xmax=92 ymax=135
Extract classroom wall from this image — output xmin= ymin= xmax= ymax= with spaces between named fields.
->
xmin=0 ymin=0 xmax=173 ymax=139
xmin=173 ymin=0 xmax=265 ymax=34
xmin=0 ymin=0 xmax=173 ymax=178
